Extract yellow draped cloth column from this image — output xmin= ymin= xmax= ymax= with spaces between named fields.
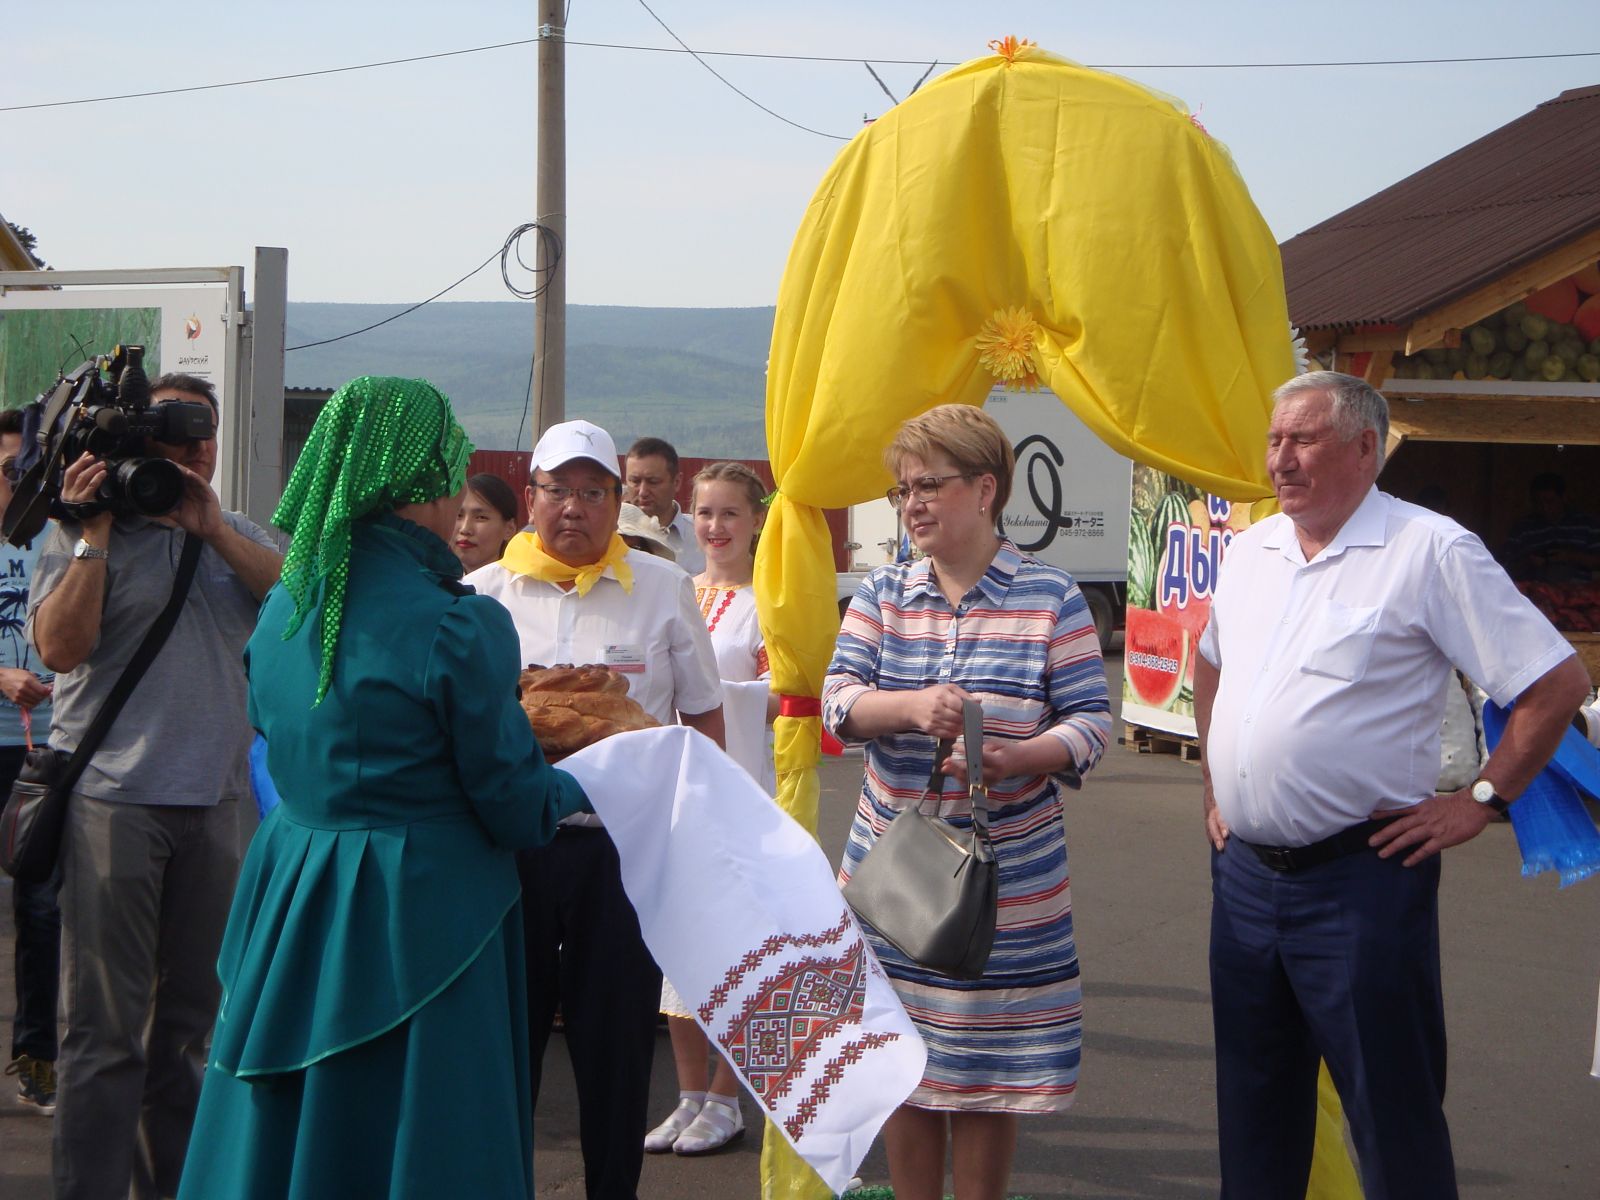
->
xmin=755 ymin=38 xmax=1360 ymax=1199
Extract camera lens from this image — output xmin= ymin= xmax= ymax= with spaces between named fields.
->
xmin=109 ymin=458 xmax=184 ymax=517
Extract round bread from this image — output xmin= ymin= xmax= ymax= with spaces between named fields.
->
xmin=538 ymin=691 xmax=656 ymax=729
xmin=522 ymin=701 xmax=590 ymax=756
xmin=519 ymin=664 xmax=629 ymax=696
xmin=519 ymin=667 xmax=658 ymax=756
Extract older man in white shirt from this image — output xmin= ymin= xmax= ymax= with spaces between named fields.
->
xmin=467 ymin=419 xmax=724 ymax=1200
xmin=1196 ymin=371 xmax=1589 ymax=1200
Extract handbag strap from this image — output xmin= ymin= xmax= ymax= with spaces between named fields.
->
xmin=961 ymin=698 xmax=991 ymax=837
xmin=54 ymin=531 xmax=204 ymax=798
xmin=917 ymin=700 xmax=991 ymax=836
xmin=921 ymin=738 xmax=955 ymax=812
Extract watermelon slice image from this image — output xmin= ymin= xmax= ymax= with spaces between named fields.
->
xmin=1125 ymin=607 xmax=1189 ymax=710
xmin=1154 ymin=528 xmax=1213 ymax=688
xmin=1159 ymin=592 xmax=1210 ymax=688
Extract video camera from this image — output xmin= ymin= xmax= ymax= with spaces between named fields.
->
xmin=1 ymin=345 xmax=216 ymax=548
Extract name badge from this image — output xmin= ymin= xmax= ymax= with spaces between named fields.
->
xmin=604 ymin=643 xmax=647 ymax=674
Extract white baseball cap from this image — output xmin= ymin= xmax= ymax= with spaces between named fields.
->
xmin=530 ymin=419 xmax=620 ymax=479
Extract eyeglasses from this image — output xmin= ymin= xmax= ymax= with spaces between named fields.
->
xmin=0 ymin=461 xmax=19 ymax=485
xmin=886 ymin=473 xmax=973 ymax=510
xmin=532 ymin=483 xmax=618 ymax=506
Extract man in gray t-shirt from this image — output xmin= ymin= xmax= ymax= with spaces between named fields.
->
xmin=25 ymin=373 xmax=281 ymax=1200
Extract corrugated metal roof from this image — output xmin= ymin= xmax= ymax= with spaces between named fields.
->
xmin=1281 ymin=85 xmax=1600 ymax=331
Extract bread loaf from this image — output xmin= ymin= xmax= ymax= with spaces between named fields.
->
xmin=519 ymin=664 xmax=629 ymax=696
xmin=519 ymin=663 xmax=657 ymax=757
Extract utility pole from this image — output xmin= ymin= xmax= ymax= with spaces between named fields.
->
xmin=532 ymin=0 xmax=567 ymax=440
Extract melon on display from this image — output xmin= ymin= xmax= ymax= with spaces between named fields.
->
xmin=1125 ymin=608 xmax=1189 ymax=709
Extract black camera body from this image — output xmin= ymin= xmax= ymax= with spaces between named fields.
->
xmin=2 ymin=345 xmax=217 ymax=548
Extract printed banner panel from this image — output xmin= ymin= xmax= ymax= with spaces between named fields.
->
xmin=1124 ymin=464 xmax=1253 ymax=736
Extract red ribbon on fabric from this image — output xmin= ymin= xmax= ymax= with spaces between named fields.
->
xmin=777 ymin=694 xmax=843 ymax=754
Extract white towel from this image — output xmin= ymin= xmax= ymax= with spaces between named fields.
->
xmin=562 ymin=725 xmax=926 ymax=1194
xmin=719 ymin=678 xmax=776 ymax=795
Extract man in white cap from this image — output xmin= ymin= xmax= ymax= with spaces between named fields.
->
xmin=466 ymin=418 xmax=724 ymax=1200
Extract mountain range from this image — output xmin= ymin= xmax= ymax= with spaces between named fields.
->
xmin=285 ymin=302 xmax=775 ymax=458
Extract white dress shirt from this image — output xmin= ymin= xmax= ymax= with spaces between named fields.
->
xmin=465 ymin=548 xmax=723 ymax=726
xmin=665 ymin=506 xmax=706 ymax=577
xmin=1200 ymin=487 xmax=1573 ymax=846
xmin=467 ymin=548 xmax=724 ymax=828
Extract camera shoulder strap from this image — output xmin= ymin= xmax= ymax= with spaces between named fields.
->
xmin=55 ymin=530 xmax=204 ymax=798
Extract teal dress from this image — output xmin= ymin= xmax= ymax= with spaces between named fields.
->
xmin=179 ymin=514 xmax=587 ymax=1200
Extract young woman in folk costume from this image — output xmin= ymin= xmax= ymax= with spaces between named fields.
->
xmin=645 ymin=461 xmax=777 ymax=1156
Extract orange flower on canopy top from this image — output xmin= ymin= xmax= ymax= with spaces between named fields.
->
xmin=988 ymin=35 xmax=1037 ymax=64
xmin=976 ymin=306 xmax=1042 ymax=391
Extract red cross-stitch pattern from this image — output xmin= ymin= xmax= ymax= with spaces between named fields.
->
xmin=697 ymin=908 xmax=852 ymax=1024
xmin=716 ymin=941 xmax=867 ymax=1106
xmin=783 ymin=1032 xmax=904 ymax=1138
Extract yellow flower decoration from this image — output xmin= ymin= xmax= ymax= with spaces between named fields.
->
xmin=987 ymin=36 xmax=1037 ymax=64
xmin=976 ymin=306 xmax=1042 ymax=391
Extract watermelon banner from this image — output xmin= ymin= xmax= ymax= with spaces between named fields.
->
xmin=1123 ymin=465 xmax=1252 ymax=737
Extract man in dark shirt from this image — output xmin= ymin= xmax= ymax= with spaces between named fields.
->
xmin=1500 ymin=472 xmax=1600 ymax=583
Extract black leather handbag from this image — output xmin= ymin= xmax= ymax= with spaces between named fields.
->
xmin=843 ymin=698 xmax=998 ymax=980
xmin=1 ymin=534 xmax=201 ymax=882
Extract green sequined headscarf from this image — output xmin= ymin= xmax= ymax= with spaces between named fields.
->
xmin=273 ymin=376 xmax=474 ymax=703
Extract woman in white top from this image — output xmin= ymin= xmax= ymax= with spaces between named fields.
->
xmin=646 ymin=462 xmax=774 ymax=1156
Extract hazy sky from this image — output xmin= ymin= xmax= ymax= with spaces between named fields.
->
xmin=6 ymin=2 xmax=1597 ymax=308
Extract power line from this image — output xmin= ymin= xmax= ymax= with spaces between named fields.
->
xmin=8 ymin=37 xmax=1599 ymax=115
xmin=632 ymin=0 xmax=850 ymax=140
xmin=0 ymin=38 xmax=540 ymax=113
xmin=565 ymin=41 xmax=1600 ymax=70
xmin=286 ymin=223 xmax=557 ymax=352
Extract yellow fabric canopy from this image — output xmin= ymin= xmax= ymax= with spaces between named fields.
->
xmin=754 ymin=40 xmax=1347 ymax=1199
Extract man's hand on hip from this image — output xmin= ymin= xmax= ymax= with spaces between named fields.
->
xmin=1368 ymin=788 xmax=1494 ymax=867
xmin=1203 ymin=781 xmax=1230 ymax=851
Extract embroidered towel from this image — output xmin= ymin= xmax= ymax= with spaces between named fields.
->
xmin=562 ymin=725 xmax=926 ymax=1193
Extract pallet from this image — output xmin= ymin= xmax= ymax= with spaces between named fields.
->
xmin=1120 ymin=722 xmax=1201 ymax=763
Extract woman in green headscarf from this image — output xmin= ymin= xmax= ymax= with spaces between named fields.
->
xmin=178 ymin=377 xmax=589 ymax=1200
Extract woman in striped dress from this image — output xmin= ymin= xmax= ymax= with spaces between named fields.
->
xmin=823 ymin=404 xmax=1111 ymax=1200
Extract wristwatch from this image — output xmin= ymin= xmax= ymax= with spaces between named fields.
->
xmin=1470 ymin=778 xmax=1510 ymax=814
xmin=72 ymin=539 xmax=108 ymax=562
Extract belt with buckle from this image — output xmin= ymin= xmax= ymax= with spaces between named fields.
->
xmin=1238 ymin=819 xmax=1386 ymax=872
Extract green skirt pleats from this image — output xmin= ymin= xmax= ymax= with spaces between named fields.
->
xmin=179 ymin=907 xmax=532 ymax=1199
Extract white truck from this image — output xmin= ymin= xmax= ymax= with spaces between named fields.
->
xmin=836 ymin=386 xmax=1132 ymax=650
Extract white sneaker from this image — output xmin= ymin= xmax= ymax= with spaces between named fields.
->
xmin=673 ymin=1097 xmax=745 ymax=1155
xmin=644 ymin=1096 xmax=703 ymax=1153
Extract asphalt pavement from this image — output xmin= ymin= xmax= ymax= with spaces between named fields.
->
xmin=5 ymin=652 xmax=1600 ymax=1197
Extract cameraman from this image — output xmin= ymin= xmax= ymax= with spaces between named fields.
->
xmin=26 ymin=373 xmax=281 ymax=1200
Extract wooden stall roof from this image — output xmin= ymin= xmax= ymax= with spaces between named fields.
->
xmin=1385 ymin=391 xmax=1600 ymax=447
xmin=1281 ymin=85 xmax=1600 ymax=341
xmin=0 ymin=212 xmax=38 ymax=272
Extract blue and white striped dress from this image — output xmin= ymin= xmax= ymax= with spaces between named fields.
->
xmin=823 ymin=541 xmax=1110 ymax=1112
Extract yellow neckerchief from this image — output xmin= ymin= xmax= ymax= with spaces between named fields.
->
xmin=499 ymin=530 xmax=634 ymax=595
